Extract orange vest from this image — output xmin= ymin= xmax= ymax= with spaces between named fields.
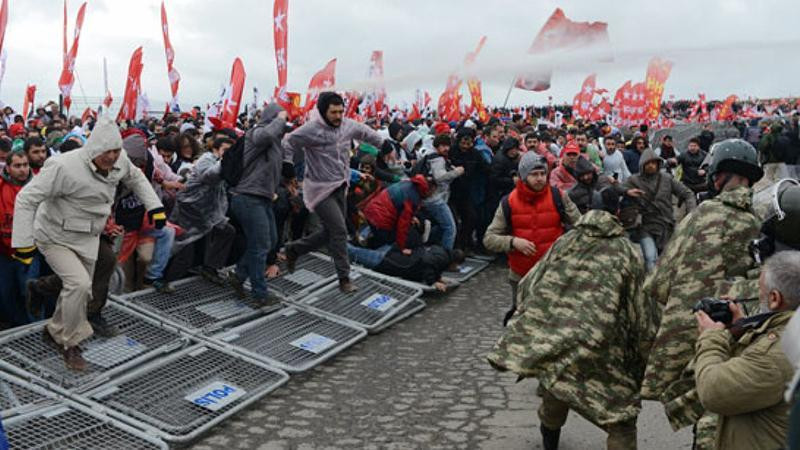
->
xmin=507 ymin=182 xmax=565 ymax=277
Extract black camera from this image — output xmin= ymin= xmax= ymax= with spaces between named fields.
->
xmin=692 ymin=297 xmax=734 ymax=325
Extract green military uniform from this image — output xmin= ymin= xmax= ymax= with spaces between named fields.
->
xmin=639 ymin=186 xmax=761 ymax=447
xmin=694 ymin=311 xmax=795 ymax=450
xmin=487 ymin=210 xmax=659 ymax=449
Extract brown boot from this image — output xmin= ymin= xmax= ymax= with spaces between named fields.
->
xmin=339 ymin=278 xmax=358 ymax=294
xmin=62 ymin=347 xmax=87 ymax=372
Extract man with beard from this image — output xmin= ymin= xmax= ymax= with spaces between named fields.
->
xmin=23 ymin=137 xmax=48 ymax=175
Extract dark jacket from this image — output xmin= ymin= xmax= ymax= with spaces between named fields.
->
xmin=375 ymin=245 xmax=453 ymax=285
xmin=363 ymin=175 xmax=430 ymax=249
xmin=449 ymin=144 xmax=490 ymax=203
xmin=677 ymin=149 xmax=708 ymax=192
xmin=488 ymin=147 xmax=519 ymax=204
xmin=567 ymin=157 xmax=613 ymax=214
xmin=623 ymin=148 xmax=642 ymax=175
xmin=231 ymin=103 xmax=287 ymax=199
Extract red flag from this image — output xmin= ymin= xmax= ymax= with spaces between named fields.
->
xmin=62 ymin=0 xmax=67 ymax=60
xmin=117 ymin=47 xmax=144 ymax=122
xmin=273 ymin=0 xmax=289 ymax=107
xmin=630 ymin=82 xmax=647 ymax=124
xmin=344 ymin=91 xmax=361 ymax=119
xmin=571 ymin=74 xmax=596 ymax=119
xmin=361 ymin=50 xmax=386 ymax=118
xmin=717 ymin=94 xmax=738 ymax=121
xmin=644 ymin=57 xmax=673 ymax=120
xmin=437 ymin=74 xmax=462 ymax=122
xmin=0 ymin=0 xmax=6 ymax=58
xmin=22 ymin=85 xmax=36 ymax=120
xmin=58 ymin=2 xmax=87 ymax=112
xmin=515 ymin=8 xmax=610 ymax=91
xmin=161 ymin=1 xmax=181 ymax=109
xmin=220 ymin=57 xmax=246 ymax=129
xmin=423 ymin=91 xmax=431 ymax=109
xmin=304 ymin=58 xmax=336 ymax=114
xmin=80 ymin=107 xmax=95 ymax=124
xmin=612 ymin=80 xmax=631 ymax=125
xmin=103 ymin=91 xmax=113 ymax=109
xmin=464 ymin=36 xmax=489 ymax=123
xmin=407 ymin=103 xmax=421 ymax=122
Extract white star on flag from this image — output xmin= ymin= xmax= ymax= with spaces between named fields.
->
xmin=274 ymin=10 xmax=286 ymax=32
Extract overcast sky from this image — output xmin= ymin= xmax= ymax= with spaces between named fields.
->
xmin=2 ymin=0 xmax=799 ymax=113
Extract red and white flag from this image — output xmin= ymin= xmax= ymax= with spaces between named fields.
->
xmin=220 ymin=57 xmax=246 ymax=129
xmin=515 ymin=8 xmax=610 ymax=92
xmin=0 ymin=0 xmax=8 ymax=58
xmin=22 ymin=84 xmax=35 ymax=119
xmin=644 ymin=57 xmax=673 ymax=121
xmin=58 ymin=2 xmax=87 ymax=112
xmin=612 ymin=80 xmax=631 ymax=125
xmin=117 ymin=47 xmax=144 ymax=122
xmin=80 ymin=106 xmax=96 ymax=124
xmin=273 ymin=0 xmax=289 ymax=107
xmin=630 ymin=82 xmax=647 ymax=124
xmin=437 ymin=74 xmax=462 ymax=122
xmin=717 ymin=94 xmax=738 ymax=121
xmin=161 ymin=1 xmax=181 ymax=110
xmin=571 ymin=74 xmax=596 ymax=119
xmin=361 ymin=50 xmax=386 ymax=118
xmin=304 ymin=58 xmax=336 ymax=114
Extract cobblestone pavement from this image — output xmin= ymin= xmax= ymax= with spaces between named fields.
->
xmin=191 ymin=263 xmax=692 ymax=450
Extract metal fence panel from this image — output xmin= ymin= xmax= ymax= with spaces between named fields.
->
xmin=266 ymin=252 xmax=338 ymax=301
xmin=4 ymin=404 xmax=168 ymax=449
xmin=211 ymin=306 xmax=366 ymax=372
xmin=441 ymin=257 xmax=490 ymax=283
xmin=111 ymin=275 xmax=276 ymax=334
xmin=371 ymin=298 xmax=427 ymax=334
xmin=0 ymin=372 xmax=54 ymax=418
xmin=0 ymin=303 xmax=184 ymax=393
xmin=86 ymin=344 xmax=289 ymax=443
xmin=297 ymin=271 xmax=422 ymax=331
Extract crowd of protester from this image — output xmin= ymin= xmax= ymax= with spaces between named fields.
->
xmin=0 ymin=92 xmax=799 ymax=449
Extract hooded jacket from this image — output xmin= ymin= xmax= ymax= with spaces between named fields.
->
xmin=623 ymin=148 xmax=697 ymax=247
xmin=12 ymin=116 xmax=162 ymax=260
xmin=231 ymin=103 xmax=287 ymax=200
xmin=283 ymin=112 xmax=385 ymax=211
xmin=568 ymin=157 xmax=614 ymax=214
xmin=363 ymin=175 xmax=430 ymax=249
xmin=375 ymin=245 xmax=454 ymax=285
xmin=488 ymin=140 xmax=520 ymax=204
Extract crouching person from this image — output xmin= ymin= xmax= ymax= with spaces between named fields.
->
xmin=11 ymin=116 xmax=164 ymax=371
xmin=694 ymin=250 xmax=800 ymax=450
xmin=347 ymin=243 xmax=465 ymax=292
xmin=487 ymin=188 xmax=659 ymax=450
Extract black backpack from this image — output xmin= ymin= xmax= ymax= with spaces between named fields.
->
xmin=220 ymin=135 xmax=247 ymax=187
xmin=410 ymin=153 xmax=436 ymax=177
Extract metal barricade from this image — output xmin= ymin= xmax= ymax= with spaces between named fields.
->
xmin=211 ymin=306 xmax=366 ymax=373
xmin=111 ymin=275 xmax=275 ymax=334
xmin=371 ymin=298 xmax=427 ymax=333
xmin=268 ymin=252 xmax=338 ymax=301
xmin=4 ymin=403 xmax=168 ymax=449
xmin=441 ymin=257 xmax=490 ymax=283
xmin=0 ymin=371 xmax=53 ymax=418
xmin=86 ymin=343 xmax=289 ymax=443
xmin=297 ymin=271 xmax=423 ymax=332
xmin=0 ymin=303 xmax=184 ymax=393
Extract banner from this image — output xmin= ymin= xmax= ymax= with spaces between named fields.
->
xmin=361 ymin=50 xmax=386 ymax=118
xmin=515 ymin=8 xmax=611 ymax=92
xmin=644 ymin=57 xmax=673 ymax=120
xmin=717 ymin=94 xmax=738 ymax=121
xmin=304 ymin=58 xmax=336 ymax=114
xmin=437 ymin=74 xmax=462 ymax=122
xmin=58 ymin=2 xmax=87 ymax=112
xmin=273 ymin=0 xmax=289 ymax=106
xmin=161 ymin=1 xmax=181 ymax=109
xmin=220 ymin=57 xmax=246 ymax=129
xmin=630 ymin=82 xmax=647 ymax=124
xmin=571 ymin=74 xmax=596 ymax=119
xmin=117 ymin=47 xmax=144 ymax=122
xmin=612 ymin=80 xmax=631 ymax=125
xmin=22 ymin=84 xmax=35 ymax=120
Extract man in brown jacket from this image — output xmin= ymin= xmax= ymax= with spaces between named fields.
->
xmin=694 ymin=250 xmax=799 ymax=450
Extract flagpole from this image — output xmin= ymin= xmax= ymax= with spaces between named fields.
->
xmin=502 ymin=76 xmax=515 ymax=109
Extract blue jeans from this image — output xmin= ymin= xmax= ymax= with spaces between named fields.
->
xmin=0 ymin=254 xmax=40 ymax=325
xmin=639 ymin=232 xmax=658 ymax=272
xmin=424 ymin=201 xmax=456 ymax=250
xmin=143 ymin=227 xmax=175 ymax=281
xmin=231 ymin=194 xmax=277 ymax=299
xmin=347 ymin=244 xmax=391 ymax=269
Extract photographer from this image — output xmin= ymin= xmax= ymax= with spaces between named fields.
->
xmin=694 ymin=250 xmax=800 ymax=450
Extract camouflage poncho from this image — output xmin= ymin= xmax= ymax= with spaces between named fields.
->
xmin=487 ymin=210 xmax=658 ymax=427
xmin=640 ymin=186 xmax=761 ymax=430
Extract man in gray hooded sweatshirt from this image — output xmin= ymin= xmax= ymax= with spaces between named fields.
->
xmin=283 ymin=92 xmax=387 ymax=292
xmin=624 ymin=147 xmax=696 ymax=271
xmin=12 ymin=116 xmax=163 ymax=371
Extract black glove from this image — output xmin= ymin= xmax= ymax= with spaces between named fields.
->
xmin=147 ymin=207 xmax=167 ymax=230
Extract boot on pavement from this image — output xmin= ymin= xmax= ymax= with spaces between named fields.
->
xmin=540 ymin=424 xmax=561 ymax=450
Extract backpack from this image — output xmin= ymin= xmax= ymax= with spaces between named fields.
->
xmin=410 ymin=153 xmax=436 ymax=177
xmin=219 ymin=135 xmax=247 ymax=187
xmin=500 ymin=186 xmax=569 ymax=233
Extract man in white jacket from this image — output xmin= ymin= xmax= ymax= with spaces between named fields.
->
xmin=11 ymin=116 xmax=164 ymax=371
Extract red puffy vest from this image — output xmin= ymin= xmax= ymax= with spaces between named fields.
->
xmin=507 ymin=182 xmax=565 ymax=277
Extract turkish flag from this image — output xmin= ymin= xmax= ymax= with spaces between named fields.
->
xmin=58 ymin=2 xmax=87 ymax=112
xmin=274 ymin=0 xmax=288 ymax=89
xmin=304 ymin=58 xmax=337 ymax=114
xmin=515 ymin=8 xmax=611 ymax=92
xmin=161 ymin=1 xmax=181 ymax=105
xmin=117 ymin=47 xmax=144 ymax=122
xmin=22 ymin=85 xmax=36 ymax=120
xmin=644 ymin=57 xmax=673 ymax=120
xmin=220 ymin=57 xmax=246 ymax=129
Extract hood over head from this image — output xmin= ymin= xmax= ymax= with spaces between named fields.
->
xmin=638 ymin=147 xmax=663 ymax=172
xmin=259 ymin=102 xmax=284 ymax=126
xmin=83 ymin=116 xmax=123 ymax=158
